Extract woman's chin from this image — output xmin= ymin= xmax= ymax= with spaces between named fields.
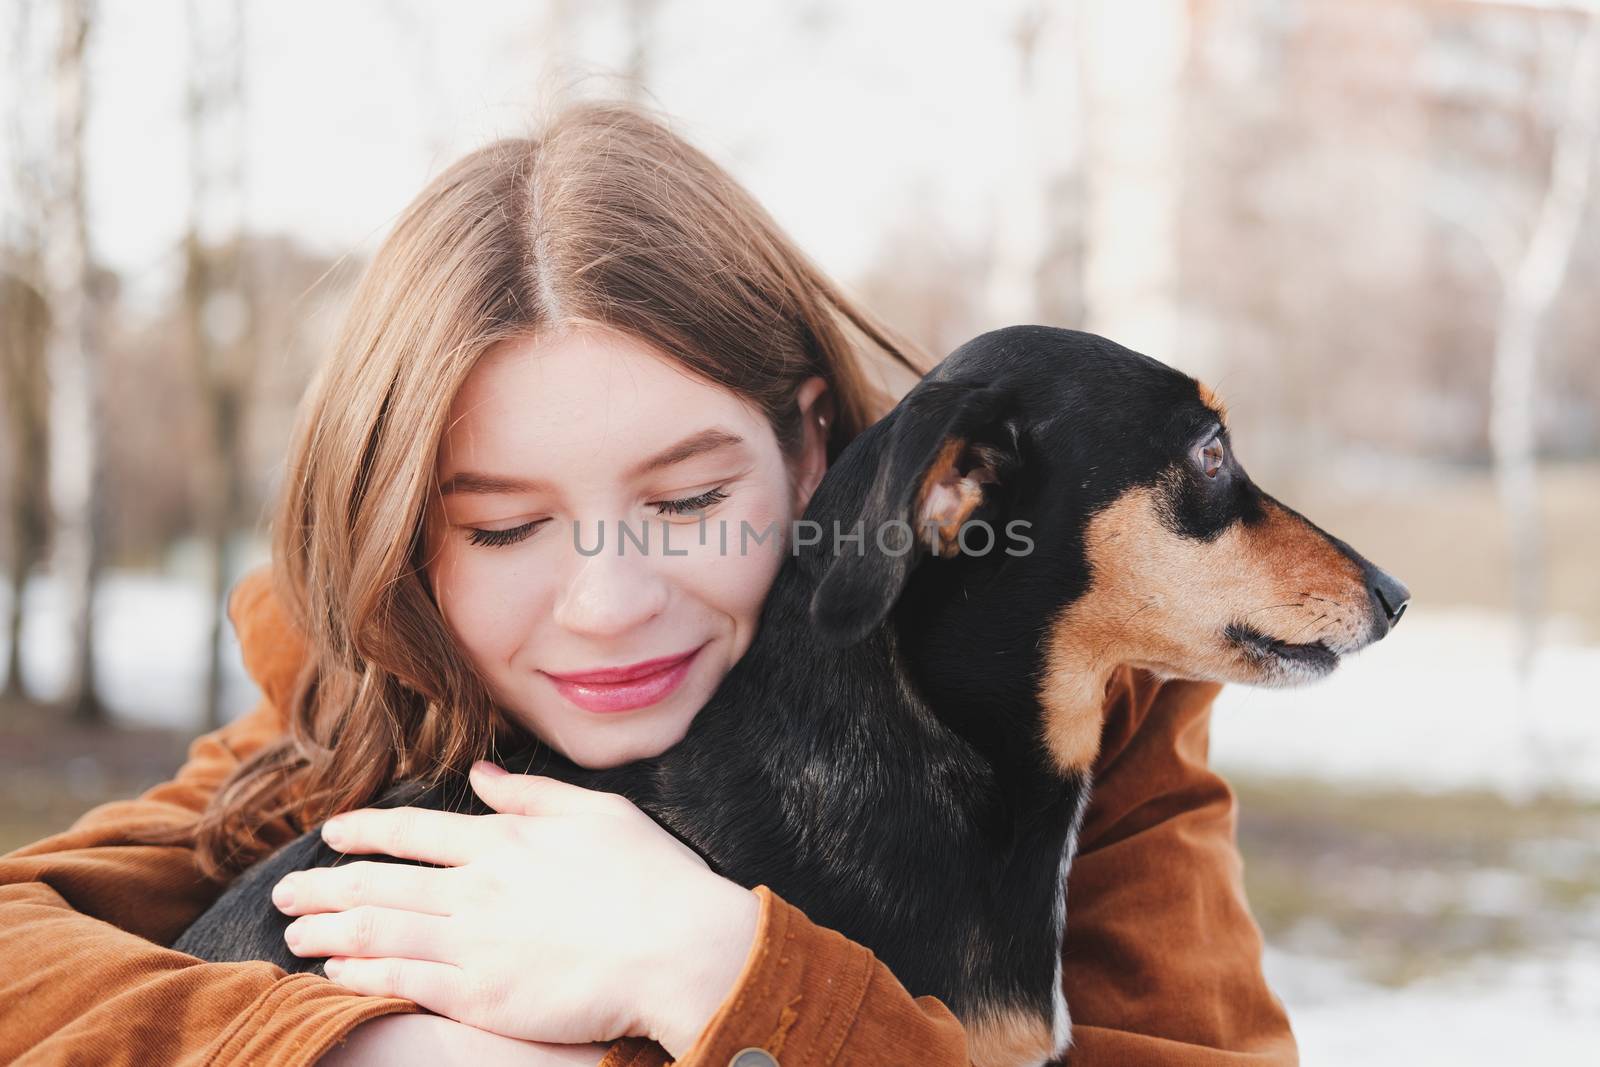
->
xmin=548 ymin=699 xmax=702 ymax=770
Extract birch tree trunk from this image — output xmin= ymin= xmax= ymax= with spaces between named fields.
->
xmin=185 ymin=0 xmax=254 ymax=731
xmin=1077 ymin=0 xmax=1190 ymax=372
xmin=43 ymin=0 xmax=104 ymax=723
xmin=1 ymin=274 xmax=50 ymax=703
xmin=2 ymin=0 xmax=51 ymax=703
xmin=622 ymin=0 xmax=660 ymax=104
xmin=984 ymin=1 xmax=1085 ymax=328
xmin=1490 ymin=10 xmax=1600 ymax=678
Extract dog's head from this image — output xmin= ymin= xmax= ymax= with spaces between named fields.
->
xmin=808 ymin=325 xmax=1408 ymax=773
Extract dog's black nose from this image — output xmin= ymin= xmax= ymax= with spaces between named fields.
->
xmin=1368 ymin=568 xmax=1410 ymax=633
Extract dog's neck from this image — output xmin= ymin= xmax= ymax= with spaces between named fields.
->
xmin=682 ymin=543 xmax=1080 ymax=833
xmin=668 ymin=422 xmax=1097 ymax=835
xmin=658 ymin=525 xmax=1085 ymax=889
xmin=641 ymin=551 xmax=1088 ymax=1031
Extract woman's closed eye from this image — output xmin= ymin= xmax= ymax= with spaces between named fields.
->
xmin=467 ymin=519 xmax=551 ymax=548
xmin=464 ymin=486 xmax=729 ymax=549
xmin=651 ymin=485 xmax=728 ymax=516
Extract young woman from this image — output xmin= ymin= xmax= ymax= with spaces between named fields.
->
xmin=0 ymin=100 xmax=1298 ymax=1066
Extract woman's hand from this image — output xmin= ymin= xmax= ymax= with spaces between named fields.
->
xmin=319 ymin=1015 xmax=614 ymax=1066
xmin=274 ymin=763 xmax=760 ymax=1059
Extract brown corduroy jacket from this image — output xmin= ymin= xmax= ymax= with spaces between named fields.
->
xmin=0 ymin=567 xmax=1298 ymax=1066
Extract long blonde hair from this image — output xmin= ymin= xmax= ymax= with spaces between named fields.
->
xmin=188 ymin=99 xmax=932 ymax=877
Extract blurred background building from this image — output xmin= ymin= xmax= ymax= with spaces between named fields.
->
xmin=1 ymin=1 xmax=1596 ymax=1061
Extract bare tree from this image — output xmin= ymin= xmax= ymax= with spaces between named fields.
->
xmin=1489 ymin=9 xmax=1600 ymax=677
xmin=44 ymin=0 xmax=105 ymax=723
xmin=2 ymin=0 xmax=52 ymax=703
xmin=1076 ymin=0 xmax=1188 ymax=369
xmin=984 ymin=1 xmax=1086 ymax=328
xmin=622 ymin=0 xmax=663 ymax=103
xmin=1 ymin=273 xmax=50 ymax=704
xmin=185 ymin=0 xmax=257 ymax=731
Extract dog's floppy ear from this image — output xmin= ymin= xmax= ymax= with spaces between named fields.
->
xmin=810 ymin=380 xmax=1019 ymax=648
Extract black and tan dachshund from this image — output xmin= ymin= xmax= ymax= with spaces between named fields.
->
xmin=175 ymin=325 xmax=1409 ymax=1067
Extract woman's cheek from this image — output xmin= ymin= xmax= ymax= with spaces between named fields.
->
xmin=686 ymin=500 xmax=789 ymax=652
xmin=434 ymin=545 xmax=544 ymax=666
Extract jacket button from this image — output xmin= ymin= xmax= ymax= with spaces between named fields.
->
xmin=728 ymin=1049 xmax=779 ymax=1067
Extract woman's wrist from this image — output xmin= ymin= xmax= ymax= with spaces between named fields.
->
xmin=649 ymin=879 xmax=763 ymax=1059
xmin=320 ymin=1015 xmax=613 ymax=1066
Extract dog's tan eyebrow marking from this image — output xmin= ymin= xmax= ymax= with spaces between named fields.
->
xmin=1196 ymin=380 xmax=1229 ymax=425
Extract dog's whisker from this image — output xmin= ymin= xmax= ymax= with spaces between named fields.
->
xmin=1242 ymin=601 xmax=1305 ymax=618
xmin=1285 ymin=613 xmax=1328 ymax=643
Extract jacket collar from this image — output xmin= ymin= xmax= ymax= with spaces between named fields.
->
xmin=227 ymin=564 xmax=307 ymax=716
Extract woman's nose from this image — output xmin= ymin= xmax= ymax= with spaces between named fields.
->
xmin=552 ymin=528 xmax=671 ymax=638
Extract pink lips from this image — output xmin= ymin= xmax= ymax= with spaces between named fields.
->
xmin=542 ymin=644 xmax=706 ymax=714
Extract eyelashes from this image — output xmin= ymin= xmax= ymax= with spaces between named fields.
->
xmin=652 ymin=486 xmax=729 ymax=516
xmin=464 ymin=486 xmax=731 ymax=548
xmin=467 ymin=519 xmax=549 ymax=548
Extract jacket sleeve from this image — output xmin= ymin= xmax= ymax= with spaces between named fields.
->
xmin=0 ymin=694 xmax=427 ymax=1066
xmin=0 ymin=571 xmax=429 ymax=1066
xmin=641 ymin=667 xmax=1297 ymax=1067
xmin=1054 ymin=668 xmax=1297 ymax=1065
xmin=0 ymin=570 xmax=646 ymax=1067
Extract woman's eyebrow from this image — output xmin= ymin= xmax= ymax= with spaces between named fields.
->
xmin=625 ymin=427 xmax=746 ymax=480
xmin=438 ymin=471 xmax=555 ymax=497
xmin=438 ymin=428 xmax=747 ymax=497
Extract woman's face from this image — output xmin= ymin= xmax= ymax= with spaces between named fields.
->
xmin=423 ymin=324 xmax=831 ymax=769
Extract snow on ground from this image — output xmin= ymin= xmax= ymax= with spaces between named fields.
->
xmin=0 ymin=569 xmax=260 ymax=732
xmin=1210 ymin=604 xmax=1600 ymax=801
xmin=1266 ymin=947 xmax=1600 ymax=1066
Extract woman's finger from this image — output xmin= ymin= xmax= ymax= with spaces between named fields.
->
xmin=273 ymin=860 xmax=458 ymax=917
xmin=469 ymin=762 xmax=632 ymax=819
xmin=284 ymin=906 xmax=455 ymax=963
xmin=323 ymin=956 xmax=467 ymax=1016
xmin=320 ymin=807 xmax=514 ymax=865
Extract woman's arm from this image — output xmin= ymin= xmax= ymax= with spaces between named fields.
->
xmin=0 ymin=571 xmax=644 ymax=1067
xmin=660 ymin=882 xmax=972 ymax=1066
xmin=0 ymin=704 xmax=623 ymax=1067
xmin=1055 ymin=667 xmax=1297 ymax=1065
xmin=323 ymin=1016 xmax=620 ymax=1067
xmin=649 ymin=667 xmax=1297 ymax=1067
xmin=0 ymin=694 xmax=419 ymax=1065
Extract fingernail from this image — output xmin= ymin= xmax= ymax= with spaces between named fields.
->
xmin=284 ymin=921 xmax=302 ymax=951
xmin=324 ymin=957 xmax=344 ymax=979
xmin=272 ymin=876 xmax=296 ymax=911
xmin=321 ymin=819 xmax=347 ymax=848
xmin=472 ymin=760 xmax=508 ymax=778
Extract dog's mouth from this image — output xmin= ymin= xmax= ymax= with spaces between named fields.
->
xmin=1223 ymin=621 xmax=1340 ymax=675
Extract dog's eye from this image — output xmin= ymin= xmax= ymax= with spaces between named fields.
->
xmin=1196 ymin=434 xmax=1225 ymax=478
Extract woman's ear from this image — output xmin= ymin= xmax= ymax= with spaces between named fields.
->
xmin=791 ymin=375 xmax=833 ymax=516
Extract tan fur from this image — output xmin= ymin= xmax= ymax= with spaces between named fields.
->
xmin=1037 ymin=483 xmax=1367 ymax=775
xmin=964 ymin=1004 xmax=1058 ymax=1067
xmin=1197 ymin=379 xmax=1229 ymax=424
xmin=916 ymin=436 xmax=999 ymax=557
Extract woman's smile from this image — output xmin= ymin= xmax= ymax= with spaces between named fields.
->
xmin=541 ymin=641 xmax=710 ymax=715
